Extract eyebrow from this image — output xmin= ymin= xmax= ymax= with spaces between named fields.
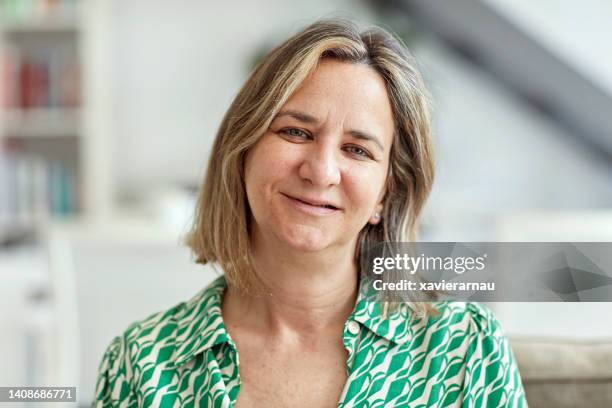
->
xmin=274 ymin=109 xmax=385 ymax=152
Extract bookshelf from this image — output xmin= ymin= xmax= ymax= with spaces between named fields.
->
xmin=0 ymin=0 xmax=107 ymax=246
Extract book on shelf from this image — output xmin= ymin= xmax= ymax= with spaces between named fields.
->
xmin=0 ymin=144 xmax=78 ymax=232
xmin=2 ymin=45 xmax=80 ymax=109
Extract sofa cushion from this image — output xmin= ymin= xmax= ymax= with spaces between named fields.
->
xmin=511 ymin=337 xmax=612 ymax=408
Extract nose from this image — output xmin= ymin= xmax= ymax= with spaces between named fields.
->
xmin=298 ymin=141 xmax=341 ymax=187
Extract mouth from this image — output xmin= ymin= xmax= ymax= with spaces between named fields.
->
xmin=281 ymin=193 xmax=341 ymax=213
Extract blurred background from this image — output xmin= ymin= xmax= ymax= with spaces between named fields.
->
xmin=0 ymin=0 xmax=611 ymax=406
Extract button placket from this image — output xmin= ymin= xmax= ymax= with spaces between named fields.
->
xmin=347 ymin=320 xmax=360 ymax=335
xmin=343 ymin=320 xmax=360 ymax=373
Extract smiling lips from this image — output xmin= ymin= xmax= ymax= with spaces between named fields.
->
xmin=281 ymin=193 xmax=341 ymax=215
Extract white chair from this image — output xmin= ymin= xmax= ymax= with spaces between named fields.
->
xmin=45 ymin=219 xmax=218 ymax=406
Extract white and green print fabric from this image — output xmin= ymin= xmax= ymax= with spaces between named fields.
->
xmin=94 ymin=275 xmax=527 ymax=407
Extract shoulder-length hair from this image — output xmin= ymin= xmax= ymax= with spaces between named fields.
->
xmin=185 ymin=18 xmax=435 ymax=307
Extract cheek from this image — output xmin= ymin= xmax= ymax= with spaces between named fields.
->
xmin=344 ymin=163 xmax=387 ymax=210
xmin=245 ymin=137 xmax=298 ymax=200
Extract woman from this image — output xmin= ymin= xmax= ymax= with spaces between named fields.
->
xmin=94 ymin=19 xmax=526 ymax=407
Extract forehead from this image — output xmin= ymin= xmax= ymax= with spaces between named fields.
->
xmin=280 ymin=59 xmax=395 ymax=143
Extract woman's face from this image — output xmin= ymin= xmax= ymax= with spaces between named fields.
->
xmin=244 ymin=59 xmax=395 ymax=253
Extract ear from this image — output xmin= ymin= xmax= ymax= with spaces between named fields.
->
xmin=370 ymin=166 xmax=391 ymax=225
xmin=369 ymin=202 xmax=384 ymax=225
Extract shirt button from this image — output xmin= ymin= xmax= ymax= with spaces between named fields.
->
xmin=347 ymin=320 xmax=360 ymax=335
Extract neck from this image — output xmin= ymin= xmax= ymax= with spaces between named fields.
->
xmin=223 ymin=229 xmax=360 ymax=337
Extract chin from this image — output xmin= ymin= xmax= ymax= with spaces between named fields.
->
xmin=279 ymin=225 xmax=334 ymax=252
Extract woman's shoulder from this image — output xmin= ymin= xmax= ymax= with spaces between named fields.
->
xmin=124 ymin=275 xmax=225 ymax=339
xmin=424 ymin=301 xmax=506 ymax=338
xmin=94 ymin=275 xmax=227 ymax=405
xmin=99 ymin=275 xmax=227 ymax=368
xmin=408 ymin=301 xmax=512 ymax=363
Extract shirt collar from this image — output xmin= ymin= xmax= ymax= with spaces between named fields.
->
xmin=349 ymin=276 xmax=422 ymax=345
xmin=174 ymin=275 xmax=232 ymax=367
xmin=174 ymin=274 xmax=419 ymax=366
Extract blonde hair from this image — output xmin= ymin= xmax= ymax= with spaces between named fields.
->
xmin=185 ymin=19 xmax=435 ymax=310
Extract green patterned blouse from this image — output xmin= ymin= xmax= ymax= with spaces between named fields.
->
xmin=94 ymin=275 xmax=527 ymax=407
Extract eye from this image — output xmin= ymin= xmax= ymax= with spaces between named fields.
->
xmin=344 ymin=145 xmax=373 ymax=159
xmin=281 ymin=128 xmax=310 ymax=139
